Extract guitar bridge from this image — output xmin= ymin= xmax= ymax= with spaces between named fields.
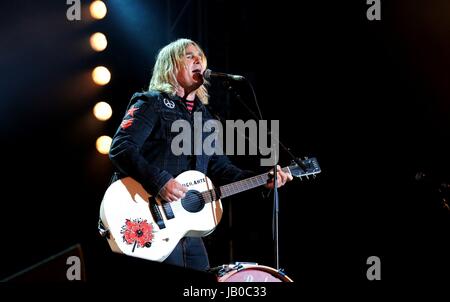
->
xmin=162 ymin=201 xmax=175 ymax=220
xmin=148 ymin=197 xmax=166 ymax=229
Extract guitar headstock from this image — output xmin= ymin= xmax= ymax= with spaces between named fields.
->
xmin=288 ymin=157 xmax=321 ymax=180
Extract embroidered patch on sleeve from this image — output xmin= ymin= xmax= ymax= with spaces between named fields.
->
xmin=127 ymin=105 xmax=139 ymax=117
xmin=121 ymin=118 xmax=134 ymax=129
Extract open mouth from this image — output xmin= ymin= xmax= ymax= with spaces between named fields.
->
xmin=192 ymin=68 xmax=204 ymax=82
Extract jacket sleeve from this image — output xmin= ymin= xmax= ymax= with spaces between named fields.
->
xmin=207 ymin=154 xmax=255 ymax=185
xmin=109 ymin=96 xmax=172 ymax=196
xmin=202 ymin=106 xmax=255 ymax=185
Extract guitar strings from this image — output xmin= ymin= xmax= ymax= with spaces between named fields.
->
xmin=160 ymin=166 xmax=312 ymax=208
xmin=165 ymin=172 xmax=273 ymax=207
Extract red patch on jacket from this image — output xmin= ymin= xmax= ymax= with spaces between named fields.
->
xmin=127 ymin=106 xmax=139 ymax=117
xmin=121 ymin=118 xmax=134 ymax=129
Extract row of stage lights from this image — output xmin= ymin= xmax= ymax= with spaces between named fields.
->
xmin=88 ymin=1 xmax=113 ymax=155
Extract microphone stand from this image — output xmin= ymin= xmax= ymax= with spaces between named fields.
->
xmin=272 ymin=141 xmax=280 ymax=270
xmin=222 ymin=78 xmax=306 ymax=271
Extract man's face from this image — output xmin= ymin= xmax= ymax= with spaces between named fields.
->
xmin=176 ymin=44 xmax=205 ymax=92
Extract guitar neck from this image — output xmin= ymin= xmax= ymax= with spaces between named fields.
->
xmin=219 ymin=167 xmax=291 ymax=198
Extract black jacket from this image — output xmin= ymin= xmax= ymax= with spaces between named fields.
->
xmin=109 ymin=90 xmax=252 ymax=196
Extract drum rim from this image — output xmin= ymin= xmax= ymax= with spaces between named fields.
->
xmin=217 ymin=264 xmax=293 ymax=282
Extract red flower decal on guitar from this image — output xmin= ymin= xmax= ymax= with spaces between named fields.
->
xmin=121 ymin=219 xmax=154 ymax=252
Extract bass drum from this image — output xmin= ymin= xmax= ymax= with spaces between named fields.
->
xmin=215 ymin=263 xmax=293 ymax=282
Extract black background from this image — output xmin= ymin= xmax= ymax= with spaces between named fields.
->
xmin=1 ymin=0 xmax=449 ymax=293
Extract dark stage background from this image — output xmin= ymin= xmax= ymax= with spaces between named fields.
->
xmin=1 ymin=0 xmax=449 ymax=292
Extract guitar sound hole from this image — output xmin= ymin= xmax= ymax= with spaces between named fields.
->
xmin=181 ymin=190 xmax=205 ymax=213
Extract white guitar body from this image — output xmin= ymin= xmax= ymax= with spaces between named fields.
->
xmin=100 ymin=170 xmax=222 ymax=262
xmin=99 ymin=158 xmax=321 ymax=263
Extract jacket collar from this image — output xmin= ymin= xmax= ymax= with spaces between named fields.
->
xmin=165 ymin=92 xmax=206 ymax=112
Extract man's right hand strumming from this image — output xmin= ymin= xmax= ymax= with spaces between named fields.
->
xmin=158 ymin=178 xmax=188 ymax=202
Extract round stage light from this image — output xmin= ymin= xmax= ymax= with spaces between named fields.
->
xmin=90 ymin=32 xmax=107 ymax=52
xmin=96 ymin=135 xmax=112 ymax=155
xmin=92 ymin=66 xmax=111 ymax=85
xmin=93 ymin=102 xmax=112 ymax=121
xmin=90 ymin=1 xmax=107 ymax=20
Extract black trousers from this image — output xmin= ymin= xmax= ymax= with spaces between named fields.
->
xmin=163 ymin=237 xmax=210 ymax=271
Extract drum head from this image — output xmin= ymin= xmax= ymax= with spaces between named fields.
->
xmin=216 ymin=264 xmax=293 ymax=282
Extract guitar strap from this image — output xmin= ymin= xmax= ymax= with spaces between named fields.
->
xmin=97 ymin=218 xmax=109 ymax=239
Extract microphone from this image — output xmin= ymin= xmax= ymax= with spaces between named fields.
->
xmin=203 ymin=69 xmax=245 ymax=81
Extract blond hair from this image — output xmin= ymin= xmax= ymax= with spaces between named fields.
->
xmin=149 ymin=38 xmax=209 ymax=104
